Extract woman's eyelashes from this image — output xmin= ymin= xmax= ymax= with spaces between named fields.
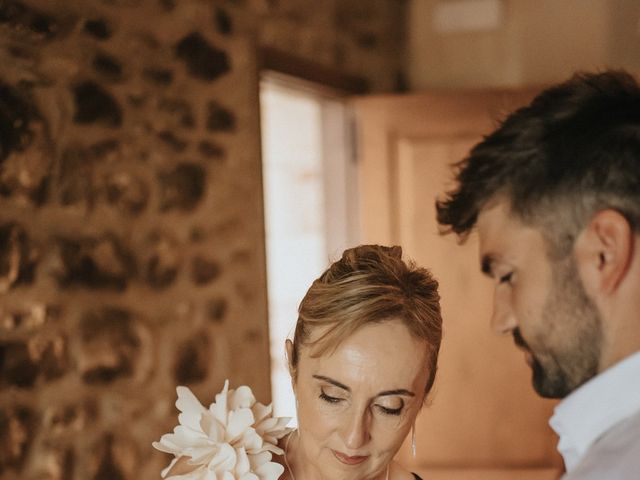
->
xmin=319 ymin=389 xmax=344 ymax=404
xmin=319 ymin=388 xmax=405 ymax=416
xmin=375 ymin=400 xmax=404 ymax=416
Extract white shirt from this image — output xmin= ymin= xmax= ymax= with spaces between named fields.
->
xmin=549 ymin=351 xmax=640 ymax=474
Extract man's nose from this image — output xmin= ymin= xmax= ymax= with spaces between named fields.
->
xmin=491 ymin=287 xmax=517 ymax=334
xmin=341 ymin=408 xmax=371 ymax=451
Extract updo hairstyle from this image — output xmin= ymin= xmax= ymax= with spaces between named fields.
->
xmin=289 ymin=244 xmax=442 ymax=395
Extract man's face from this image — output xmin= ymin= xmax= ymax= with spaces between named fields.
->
xmin=476 ymin=200 xmax=602 ymax=398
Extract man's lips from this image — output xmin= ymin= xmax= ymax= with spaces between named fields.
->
xmin=512 ymin=329 xmax=534 ymax=366
xmin=513 ymin=341 xmax=534 ymax=366
xmin=332 ymin=450 xmax=369 ymax=465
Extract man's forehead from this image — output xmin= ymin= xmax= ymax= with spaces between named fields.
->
xmin=476 ymin=200 xmax=542 ymax=272
xmin=477 ymin=200 xmax=514 ymax=241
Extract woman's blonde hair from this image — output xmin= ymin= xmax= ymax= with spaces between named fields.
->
xmin=290 ymin=244 xmax=442 ymax=395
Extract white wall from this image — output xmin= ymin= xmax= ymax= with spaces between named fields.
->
xmin=407 ymin=0 xmax=640 ymax=89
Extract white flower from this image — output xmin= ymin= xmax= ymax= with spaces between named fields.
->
xmin=153 ymin=380 xmax=293 ymax=480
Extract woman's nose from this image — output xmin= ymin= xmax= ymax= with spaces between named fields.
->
xmin=491 ymin=287 xmax=517 ymax=334
xmin=341 ymin=409 xmax=371 ymax=450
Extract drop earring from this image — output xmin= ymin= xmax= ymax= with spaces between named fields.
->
xmin=411 ymin=422 xmax=417 ymax=458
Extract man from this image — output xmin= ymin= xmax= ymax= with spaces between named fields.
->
xmin=436 ymin=70 xmax=640 ymax=478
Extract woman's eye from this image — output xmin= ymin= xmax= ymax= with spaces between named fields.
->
xmin=377 ymin=405 xmax=403 ymax=416
xmin=319 ymin=390 xmax=343 ymax=404
xmin=374 ymin=399 xmax=404 ymax=416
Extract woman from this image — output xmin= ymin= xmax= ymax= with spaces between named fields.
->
xmin=155 ymin=244 xmax=441 ymax=480
xmin=279 ymin=244 xmax=442 ymax=480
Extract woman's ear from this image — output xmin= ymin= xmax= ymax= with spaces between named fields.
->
xmin=575 ymin=209 xmax=634 ymax=296
xmin=285 ymin=339 xmax=295 ymax=379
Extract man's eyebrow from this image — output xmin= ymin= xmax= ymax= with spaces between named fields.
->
xmin=481 ymin=254 xmax=495 ymax=277
xmin=313 ymin=375 xmax=350 ymax=391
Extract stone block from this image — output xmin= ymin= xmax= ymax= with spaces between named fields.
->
xmin=0 ymin=0 xmax=61 ymax=40
xmin=0 ymin=341 xmax=39 ymax=388
xmin=55 ymin=235 xmax=135 ymax=291
xmin=57 ymin=146 xmax=94 ymax=207
xmin=89 ymin=434 xmax=133 ymax=480
xmin=175 ymin=32 xmax=230 ymax=82
xmin=214 ymin=7 xmax=233 ymax=35
xmin=157 ymin=97 xmax=195 ymax=129
xmin=0 ymin=303 xmax=57 ymax=332
xmin=206 ymin=100 xmax=235 ymax=132
xmin=103 ymin=171 xmax=149 ymax=216
xmin=92 ymin=52 xmax=124 ymax=82
xmin=197 ymin=140 xmax=225 ymax=160
xmin=0 ymin=334 xmax=69 ymax=388
xmin=142 ymin=67 xmax=173 ymax=86
xmin=78 ymin=307 xmax=145 ymax=384
xmin=159 ymin=0 xmax=176 ymax=11
xmin=58 ymin=140 xmax=151 ymax=214
xmin=141 ymin=231 xmax=181 ymax=289
xmin=0 ymin=81 xmax=52 ymax=204
xmin=173 ymin=330 xmax=210 ymax=385
xmin=157 ymin=130 xmax=188 ymax=152
xmin=83 ymin=18 xmax=112 ymax=40
xmin=0 ymin=223 xmax=37 ymax=293
xmin=0 ymin=81 xmax=34 ymax=163
xmin=37 ymin=335 xmax=68 ymax=381
xmin=72 ymin=81 xmax=122 ymax=127
xmin=190 ymin=255 xmax=221 ymax=285
xmin=0 ymin=405 xmax=35 ymax=475
xmin=158 ymin=162 xmax=206 ymax=212
xmin=206 ymin=297 xmax=227 ymax=324
xmin=44 ymin=401 xmax=94 ymax=435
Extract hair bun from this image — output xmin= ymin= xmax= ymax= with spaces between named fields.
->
xmin=341 ymin=244 xmax=403 ymax=268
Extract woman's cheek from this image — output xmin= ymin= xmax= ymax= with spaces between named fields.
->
xmin=300 ymin=397 xmax=335 ymax=426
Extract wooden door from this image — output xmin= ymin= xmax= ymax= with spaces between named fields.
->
xmin=353 ymin=90 xmax=563 ymax=479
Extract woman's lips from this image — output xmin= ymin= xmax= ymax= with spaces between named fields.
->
xmin=332 ymin=450 xmax=369 ymax=465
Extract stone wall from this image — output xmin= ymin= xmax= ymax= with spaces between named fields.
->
xmin=0 ymin=1 xmax=405 ymax=479
xmin=259 ymin=0 xmax=407 ymax=91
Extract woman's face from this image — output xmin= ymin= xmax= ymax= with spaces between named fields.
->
xmin=289 ymin=319 xmax=430 ymax=480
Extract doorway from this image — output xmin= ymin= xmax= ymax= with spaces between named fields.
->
xmin=260 ymin=74 xmax=359 ymax=421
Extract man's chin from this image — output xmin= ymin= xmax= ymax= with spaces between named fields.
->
xmin=532 ymin=382 xmax=566 ymax=399
xmin=530 ymin=360 xmax=570 ymax=399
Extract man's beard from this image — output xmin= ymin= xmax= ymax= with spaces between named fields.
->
xmin=514 ymin=256 xmax=603 ymax=399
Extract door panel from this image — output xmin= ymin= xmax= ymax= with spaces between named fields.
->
xmin=353 ymin=91 xmax=563 ymax=476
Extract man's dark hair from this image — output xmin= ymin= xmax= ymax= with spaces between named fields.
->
xmin=436 ymin=70 xmax=640 ymax=256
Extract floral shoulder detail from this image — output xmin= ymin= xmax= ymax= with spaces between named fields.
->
xmin=153 ymin=380 xmax=293 ymax=480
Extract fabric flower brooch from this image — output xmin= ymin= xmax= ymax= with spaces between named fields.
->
xmin=153 ymin=380 xmax=293 ymax=480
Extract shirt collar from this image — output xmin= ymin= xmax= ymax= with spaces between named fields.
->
xmin=549 ymin=351 xmax=640 ymax=472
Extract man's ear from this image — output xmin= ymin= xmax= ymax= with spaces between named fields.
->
xmin=575 ymin=209 xmax=634 ymax=295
